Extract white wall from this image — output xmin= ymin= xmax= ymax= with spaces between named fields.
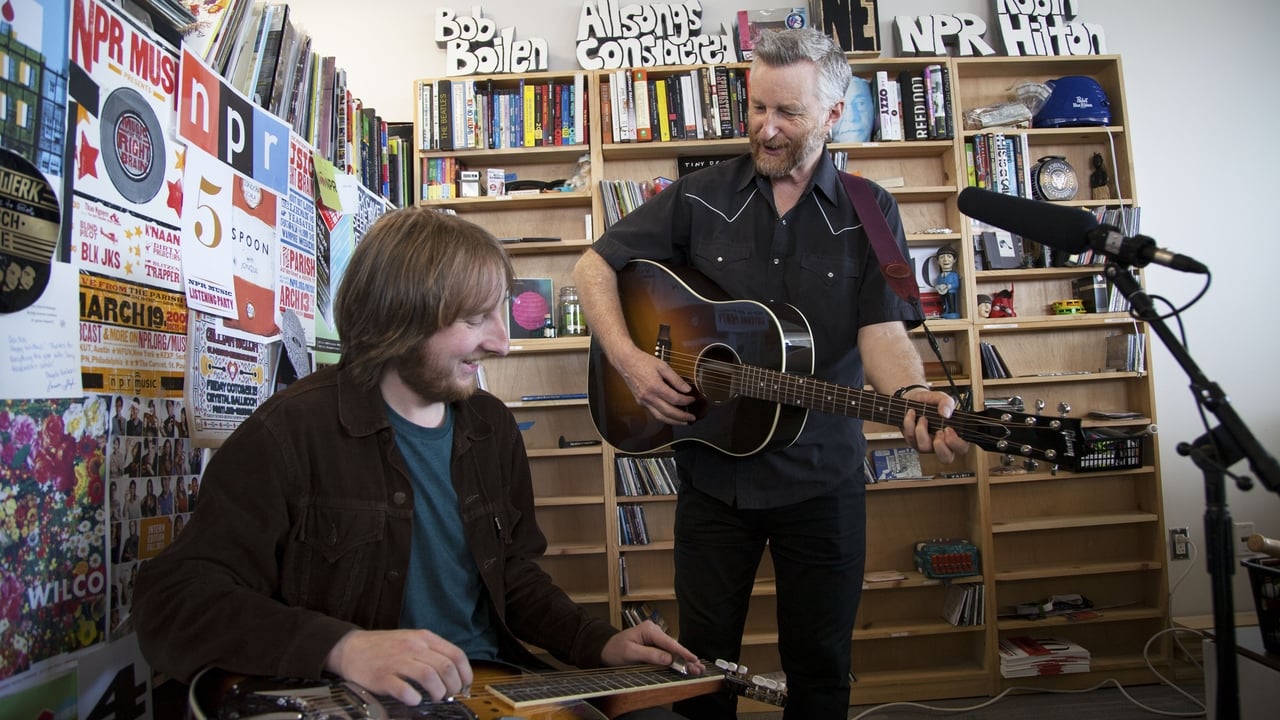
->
xmin=295 ymin=0 xmax=1280 ymax=618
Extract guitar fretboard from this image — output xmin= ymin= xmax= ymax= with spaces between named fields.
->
xmin=732 ymin=363 xmax=944 ymax=430
xmin=486 ymin=665 xmax=719 ymax=708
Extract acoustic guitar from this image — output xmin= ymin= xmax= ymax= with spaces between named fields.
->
xmin=188 ymin=658 xmax=785 ymax=719
xmin=587 ymin=260 xmax=1084 ymax=469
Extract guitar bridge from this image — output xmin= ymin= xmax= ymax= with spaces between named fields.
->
xmin=654 ymin=324 xmax=671 ymax=362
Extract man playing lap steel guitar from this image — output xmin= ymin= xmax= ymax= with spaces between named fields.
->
xmin=573 ymin=28 xmax=970 ymax=720
xmin=134 ymin=209 xmax=704 ymax=719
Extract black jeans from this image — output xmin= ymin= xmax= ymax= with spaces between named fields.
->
xmin=671 ymin=481 xmax=866 ymax=720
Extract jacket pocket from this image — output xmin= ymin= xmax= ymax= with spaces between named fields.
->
xmin=287 ymin=504 xmax=385 ymax=618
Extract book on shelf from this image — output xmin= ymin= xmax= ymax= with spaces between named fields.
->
xmin=942 ymin=582 xmax=984 ymax=627
xmin=870 ymin=447 xmax=926 ymax=481
xmin=617 ymin=503 xmax=650 ymax=545
xmin=622 ymin=602 xmax=669 ymax=632
xmin=998 ymin=636 xmax=1091 ymax=678
xmin=978 ymin=230 xmax=1022 ymax=270
xmin=1071 ymin=273 xmax=1109 ymax=313
xmin=632 ymin=69 xmax=653 ymax=142
xmin=899 ymin=69 xmax=930 ymax=141
xmin=979 ymin=342 xmax=1012 ymax=379
xmin=1104 ymin=332 xmax=1145 ymax=373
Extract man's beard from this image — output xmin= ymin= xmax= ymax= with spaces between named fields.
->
xmin=750 ymin=124 xmax=827 ymax=178
xmin=395 ymin=346 xmax=477 ymax=405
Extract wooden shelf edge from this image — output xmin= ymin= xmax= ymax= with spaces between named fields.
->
xmin=991 ymin=511 xmax=1158 ymax=533
xmin=996 ymin=606 xmax=1164 ymax=631
xmin=994 ymin=560 xmax=1162 ymax=581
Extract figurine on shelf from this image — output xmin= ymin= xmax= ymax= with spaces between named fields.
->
xmin=976 ymin=293 xmax=992 ymax=318
xmin=929 ymin=245 xmax=962 ymax=319
xmin=1089 ymin=152 xmax=1110 ymax=200
xmin=989 ymin=288 xmax=1016 ymax=318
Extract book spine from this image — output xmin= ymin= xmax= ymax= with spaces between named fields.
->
xmin=939 ymin=65 xmax=954 ymax=139
xmin=714 ymin=65 xmax=732 ymax=138
xmin=573 ymin=73 xmax=585 ymax=146
xmin=654 ymin=78 xmax=671 ymax=142
xmin=900 ymin=70 xmax=929 ymax=141
xmin=874 ymin=70 xmax=893 ymax=141
xmin=600 ymin=79 xmax=614 ymax=144
xmin=522 ymin=82 xmax=536 ymax=147
xmin=668 ymin=74 xmax=685 ymax=139
xmin=632 ymin=69 xmax=652 ymax=142
xmin=680 ymin=73 xmax=698 ymax=139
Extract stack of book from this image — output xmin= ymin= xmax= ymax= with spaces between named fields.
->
xmin=942 ymin=583 xmax=985 ymax=627
xmin=979 ymin=342 xmax=1012 ymax=379
xmin=998 ymin=636 xmax=1091 ymax=678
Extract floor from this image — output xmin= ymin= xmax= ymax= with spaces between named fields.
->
xmin=737 ymin=679 xmax=1206 ymax=719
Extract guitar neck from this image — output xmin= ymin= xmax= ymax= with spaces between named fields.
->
xmin=734 ymin=365 xmax=945 ymax=431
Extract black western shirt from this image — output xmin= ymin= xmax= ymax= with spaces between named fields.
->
xmin=593 ymin=152 xmax=919 ymax=508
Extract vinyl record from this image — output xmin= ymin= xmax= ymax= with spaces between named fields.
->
xmin=0 ymin=147 xmax=60 ymax=313
xmin=100 ymin=86 xmax=166 ymax=204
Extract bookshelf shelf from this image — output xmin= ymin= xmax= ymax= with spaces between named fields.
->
xmin=991 ymin=511 xmax=1159 ymax=533
xmin=534 ymin=495 xmax=604 ymax=507
xmin=425 ymin=191 xmax=592 ymax=211
xmin=996 ymin=606 xmax=1163 ymax=631
xmin=994 ymin=560 xmax=1163 ymax=582
xmin=856 ymin=619 xmax=986 ymax=640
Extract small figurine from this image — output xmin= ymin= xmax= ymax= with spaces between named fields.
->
xmin=989 ymin=288 xmax=1016 ymax=318
xmin=931 ymin=245 xmax=961 ymax=319
xmin=976 ymin=293 xmax=992 ymax=318
xmin=1089 ymin=152 xmax=1110 ymax=200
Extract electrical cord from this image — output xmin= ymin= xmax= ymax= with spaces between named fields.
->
xmin=842 ymin=537 xmax=1207 ymax=719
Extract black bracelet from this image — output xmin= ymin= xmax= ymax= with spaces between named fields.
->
xmin=893 ymin=384 xmax=930 ymax=399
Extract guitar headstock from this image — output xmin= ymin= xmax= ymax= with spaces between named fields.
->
xmin=714 ymin=659 xmax=787 ymax=708
xmin=970 ymin=403 xmax=1085 ymax=472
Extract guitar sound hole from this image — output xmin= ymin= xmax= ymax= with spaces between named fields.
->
xmin=695 ymin=344 xmax=739 ymax=403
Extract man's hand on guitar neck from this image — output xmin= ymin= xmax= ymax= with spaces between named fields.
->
xmin=325 ymin=628 xmax=474 ymax=706
xmin=898 ymin=387 xmax=970 ymax=464
xmin=601 ymin=619 xmax=705 ymax=675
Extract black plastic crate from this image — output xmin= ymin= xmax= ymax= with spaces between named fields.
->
xmin=1242 ymin=556 xmax=1280 ymax=654
xmin=1076 ymin=436 xmax=1145 ymax=472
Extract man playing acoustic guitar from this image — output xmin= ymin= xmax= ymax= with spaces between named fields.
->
xmin=134 ymin=209 xmax=702 ymax=719
xmin=573 ymin=28 xmax=970 ymax=720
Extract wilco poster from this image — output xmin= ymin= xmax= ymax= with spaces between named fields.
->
xmin=0 ymin=396 xmax=109 ymax=677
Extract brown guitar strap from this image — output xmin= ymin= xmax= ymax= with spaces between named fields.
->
xmin=838 ymin=171 xmax=920 ymax=306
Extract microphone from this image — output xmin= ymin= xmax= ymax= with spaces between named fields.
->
xmin=957 ymin=187 xmax=1208 ymax=274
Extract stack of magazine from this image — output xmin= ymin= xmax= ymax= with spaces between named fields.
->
xmin=998 ymin=636 xmax=1091 ymax=678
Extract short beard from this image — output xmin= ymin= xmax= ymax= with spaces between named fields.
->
xmin=750 ymin=125 xmax=828 ymax=178
xmin=394 ymin=345 xmax=476 ymax=405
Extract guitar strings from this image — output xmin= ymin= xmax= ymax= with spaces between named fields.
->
xmin=653 ymin=348 xmax=1063 ymax=460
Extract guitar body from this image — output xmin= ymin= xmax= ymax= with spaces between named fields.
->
xmin=589 ymin=261 xmax=1086 ymax=469
xmin=189 ymin=663 xmax=605 ymax=719
xmin=588 ymin=259 xmax=815 ymax=455
xmin=189 ymin=660 xmax=775 ymax=720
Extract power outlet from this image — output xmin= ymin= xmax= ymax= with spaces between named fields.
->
xmin=1170 ymin=528 xmax=1190 ymax=560
xmin=1235 ymin=521 xmax=1255 ymax=557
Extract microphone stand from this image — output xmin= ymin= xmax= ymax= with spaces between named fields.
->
xmin=1106 ymin=263 xmax=1280 ymax=720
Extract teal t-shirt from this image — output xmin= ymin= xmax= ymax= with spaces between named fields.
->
xmin=386 ymin=404 xmax=498 ymax=660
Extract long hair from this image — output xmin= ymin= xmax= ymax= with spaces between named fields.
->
xmin=335 ymin=208 xmax=514 ymax=389
xmin=751 ymin=27 xmax=851 ymax=111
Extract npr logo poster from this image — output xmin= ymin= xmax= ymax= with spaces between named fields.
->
xmin=176 ymin=47 xmax=289 ymax=196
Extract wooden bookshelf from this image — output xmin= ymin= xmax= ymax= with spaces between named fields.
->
xmin=413 ymin=53 xmax=1166 ymax=707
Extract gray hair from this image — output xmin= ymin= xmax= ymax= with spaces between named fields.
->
xmin=750 ymin=27 xmax=852 ymax=110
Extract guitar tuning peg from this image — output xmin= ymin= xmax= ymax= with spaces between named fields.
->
xmin=1035 ymin=399 xmax=1046 ymax=415
xmin=1058 ymin=401 xmax=1071 ymax=416
xmin=1000 ymin=453 xmax=1014 ymax=467
xmin=1050 ymin=464 xmax=1059 ymax=476
xmin=1022 ymin=457 xmax=1039 ymax=472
